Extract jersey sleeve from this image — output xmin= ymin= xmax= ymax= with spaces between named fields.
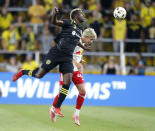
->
xmin=61 ymin=19 xmax=71 ymax=27
xmin=74 ymin=37 xmax=81 ymax=45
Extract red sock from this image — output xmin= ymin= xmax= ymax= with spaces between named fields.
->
xmin=53 ymin=94 xmax=59 ymax=107
xmin=76 ymin=93 xmax=85 ymax=110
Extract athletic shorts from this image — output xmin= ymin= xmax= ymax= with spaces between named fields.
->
xmin=41 ymin=47 xmax=74 ymax=74
xmin=59 ymin=71 xmax=84 ymax=85
xmin=72 ymin=71 xmax=84 ymax=84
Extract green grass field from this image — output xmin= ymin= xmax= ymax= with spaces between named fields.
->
xmin=0 ymin=104 xmax=155 ymax=131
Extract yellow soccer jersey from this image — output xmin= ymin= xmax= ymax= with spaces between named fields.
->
xmin=22 ymin=60 xmax=38 ymax=70
xmin=141 ymin=6 xmax=155 ymax=27
xmin=2 ymin=30 xmax=20 ymax=51
xmin=28 ymin=5 xmax=46 ymax=24
xmin=0 ymin=13 xmax=13 ymax=29
xmin=113 ymin=19 xmax=127 ymax=41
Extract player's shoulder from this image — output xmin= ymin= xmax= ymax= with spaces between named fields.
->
xmin=62 ymin=19 xmax=72 ymax=26
xmin=62 ymin=19 xmax=70 ymax=22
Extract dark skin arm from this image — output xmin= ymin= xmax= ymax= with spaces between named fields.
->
xmin=51 ymin=7 xmax=64 ymax=26
xmin=52 ymin=7 xmax=90 ymax=50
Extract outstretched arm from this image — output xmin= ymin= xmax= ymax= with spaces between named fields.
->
xmin=51 ymin=7 xmax=64 ymax=26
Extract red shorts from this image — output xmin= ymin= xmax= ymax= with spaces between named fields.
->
xmin=59 ymin=73 xmax=64 ymax=86
xmin=72 ymin=71 xmax=84 ymax=85
xmin=59 ymin=71 xmax=84 ymax=85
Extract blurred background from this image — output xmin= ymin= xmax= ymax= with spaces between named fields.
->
xmin=0 ymin=0 xmax=155 ymax=75
xmin=0 ymin=1 xmax=155 ymax=130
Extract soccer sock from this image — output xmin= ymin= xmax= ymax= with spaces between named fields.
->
xmin=75 ymin=109 xmax=80 ymax=116
xmin=22 ymin=68 xmax=39 ymax=77
xmin=76 ymin=93 xmax=85 ymax=110
xmin=55 ymin=84 xmax=69 ymax=108
xmin=52 ymin=94 xmax=59 ymax=107
xmin=22 ymin=70 xmax=29 ymax=75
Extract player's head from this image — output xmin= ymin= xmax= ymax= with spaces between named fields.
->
xmin=145 ymin=0 xmax=151 ymax=7
xmin=82 ymin=28 xmax=97 ymax=45
xmin=70 ymin=8 xmax=85 ymax=23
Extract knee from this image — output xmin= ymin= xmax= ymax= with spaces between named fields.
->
xmin=64 ymin=76 xmax=72 ymax=85
xmin=79 ymin=88 xmax=86 ymax=95
xmin=77 ymin=84 xmax=86 ymax=94
xmin=64 ymin=79 xmax=72 ymax=85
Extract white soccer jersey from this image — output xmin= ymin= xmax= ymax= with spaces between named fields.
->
xmin=73 ymin=43 xmax=84 ymax=63
xmin=73 ymin=41 xmax=84 ymax=71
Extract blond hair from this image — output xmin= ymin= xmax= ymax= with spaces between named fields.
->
xmin=82 ymin=28 xmax=97 ymax=39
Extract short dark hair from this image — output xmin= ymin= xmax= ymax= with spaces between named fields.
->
xmin=70 ymin=8 xmax=82 ymax=20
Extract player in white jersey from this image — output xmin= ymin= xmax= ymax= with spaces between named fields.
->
xmin=50 ymin=28 xmax=97 ymax=126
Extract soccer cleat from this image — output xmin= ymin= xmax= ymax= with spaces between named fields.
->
xmin=49 ymin=106 xmax=56 ymax=123
xmin=72 ymin=113 xmax=80 ymax=126
xmin=54 ymin=107 xmax=64 ymax=117
xmin=12 ymin=70 xmax=23 ymax=81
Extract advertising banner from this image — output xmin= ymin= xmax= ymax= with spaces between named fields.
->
xmin=0 ymin=72 xmax=154 ymax=107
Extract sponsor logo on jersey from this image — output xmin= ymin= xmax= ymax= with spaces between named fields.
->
xmin=72 ymin=31 xmax=81 ymax=38
xmin=46 ymin=60 xmax=51 ymax=65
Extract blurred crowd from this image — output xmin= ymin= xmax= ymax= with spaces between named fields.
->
xmin=0 ymin=0 xmax=155 ymax=75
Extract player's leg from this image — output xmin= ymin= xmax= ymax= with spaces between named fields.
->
xmin=12 ymin=48 xmax=58 ymax=81
xmin=52 ymin=94 xmax=59 ymax=106
xmin=74 ymin=84 xmax=86 ymax=113
xmin=72 ymin=71 xmax=85 ymax=126
xmin=52 ymin=71 xmax=85 ymax=109
xmin=12 ymin=67 xmax=48 ymax=81
xmin=50 ymin=73 xmax=63 ymax=122
xmin=50 ymin=73 xmax=72 ymax=121
xmin=73 ymin=84 xmax=85 ymax=126
xmin=52 ymin=73 xmax=63 ymax=107
xmin=51 ymin=71 xmax=85 ymax=124
xmin=50 ymin=62 xmax=73 ymax=121
xmin=55 ymin=73 xmax=72 ymax=107
xmin=55 ymin=61 xmax=73 ymax=108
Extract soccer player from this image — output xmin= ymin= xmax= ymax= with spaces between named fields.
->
xmin=12 ymin=7 xmax=88 ymax=116
xmin=50 ymin=28 xmax=97 ymax=125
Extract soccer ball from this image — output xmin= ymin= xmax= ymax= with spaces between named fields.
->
xmin=113 ymin=7 xmax=127 ymax=19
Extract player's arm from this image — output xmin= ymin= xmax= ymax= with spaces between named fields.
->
xmin=80 ymin=59 xmax=86 ymax=64
xmin=77 ymin=42 xmax=91 ymax=50
xmin=73 ymin=59 xmax=83 ymax=73
xmin=51 ymin=7 xmax=64 ymax=26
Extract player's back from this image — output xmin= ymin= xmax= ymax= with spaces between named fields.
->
xmin=55 ymin=19 xmax=83 ymax=56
